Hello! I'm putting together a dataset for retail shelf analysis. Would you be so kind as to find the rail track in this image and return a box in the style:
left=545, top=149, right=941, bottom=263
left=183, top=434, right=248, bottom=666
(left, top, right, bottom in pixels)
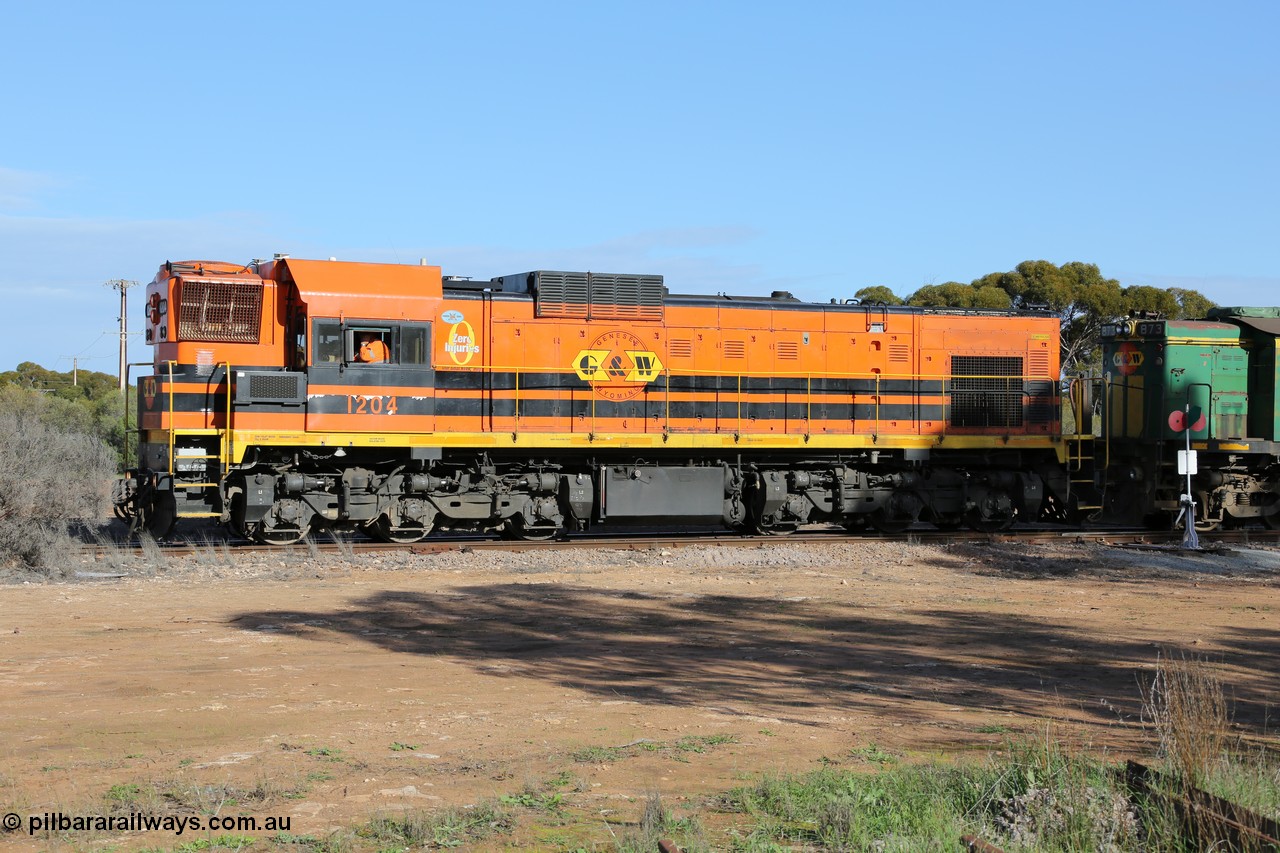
left=82, top=524, right=1280, bottom=559
left=961, top=761, right=1280, bottom=853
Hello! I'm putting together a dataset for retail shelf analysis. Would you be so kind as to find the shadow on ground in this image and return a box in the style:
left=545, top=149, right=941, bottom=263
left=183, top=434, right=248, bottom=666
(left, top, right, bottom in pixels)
left=233, top=582, right=1277, bottom=733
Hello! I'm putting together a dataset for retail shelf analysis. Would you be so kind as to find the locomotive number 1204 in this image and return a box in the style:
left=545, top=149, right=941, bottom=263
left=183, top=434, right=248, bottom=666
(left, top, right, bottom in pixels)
left=347, top=395, right=399, bottom=415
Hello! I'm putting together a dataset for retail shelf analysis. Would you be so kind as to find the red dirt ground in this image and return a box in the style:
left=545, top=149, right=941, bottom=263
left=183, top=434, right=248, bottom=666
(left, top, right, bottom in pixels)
left=0, top=538, right=1277, bottom=850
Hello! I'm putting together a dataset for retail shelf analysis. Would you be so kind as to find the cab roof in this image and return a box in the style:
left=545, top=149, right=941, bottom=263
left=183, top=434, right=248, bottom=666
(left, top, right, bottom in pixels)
left=272, top=258, right=442, bottom=319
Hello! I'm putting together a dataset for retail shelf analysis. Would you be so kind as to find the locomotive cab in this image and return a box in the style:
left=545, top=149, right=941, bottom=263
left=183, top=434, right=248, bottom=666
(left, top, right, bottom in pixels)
left=120, top=257, right=448, bottom=539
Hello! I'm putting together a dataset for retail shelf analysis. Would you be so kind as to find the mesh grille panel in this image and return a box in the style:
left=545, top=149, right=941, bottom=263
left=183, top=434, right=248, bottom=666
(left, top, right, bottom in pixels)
left=950, top=355, right=1023, bottom=428
left=249, top=373, right=301, bottom=400
left=178, top=279, right=262, bottom=343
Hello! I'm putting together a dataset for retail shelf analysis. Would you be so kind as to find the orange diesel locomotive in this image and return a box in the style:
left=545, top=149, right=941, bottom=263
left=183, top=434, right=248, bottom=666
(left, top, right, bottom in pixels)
left=117, top=257, right=1072, bottom=542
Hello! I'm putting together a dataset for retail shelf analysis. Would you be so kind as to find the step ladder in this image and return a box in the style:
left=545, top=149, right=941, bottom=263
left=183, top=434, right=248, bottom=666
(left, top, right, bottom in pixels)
left=166, top=360, right=232, bottom=520
left=1065, top=434, right=1104, bottom=512
left=1064, top=376, right=1105, bottom=512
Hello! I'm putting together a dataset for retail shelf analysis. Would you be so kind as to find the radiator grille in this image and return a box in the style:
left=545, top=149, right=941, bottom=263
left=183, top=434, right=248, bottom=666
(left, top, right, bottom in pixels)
left=178, top=279, right=262, bottom=343
left=534, top=271, right=589, bottom=319
left=534, top=271, right=663, bottom=321
left=587, top=273, right=664, bottom=321
left=249, top=373, right=301, bottom=400
left=950, top=355, right=1024, bottom=428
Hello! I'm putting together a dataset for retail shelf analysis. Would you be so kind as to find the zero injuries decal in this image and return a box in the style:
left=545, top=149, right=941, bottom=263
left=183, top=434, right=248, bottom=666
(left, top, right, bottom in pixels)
left=442, top=311, right=480, bottom=366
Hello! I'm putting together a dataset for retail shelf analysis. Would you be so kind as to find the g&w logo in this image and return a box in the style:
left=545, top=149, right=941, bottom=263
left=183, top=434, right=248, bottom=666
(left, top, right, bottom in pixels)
left=572, top=330, right=665, bottom=401
left=1113, top=342, right=1144, bottom=375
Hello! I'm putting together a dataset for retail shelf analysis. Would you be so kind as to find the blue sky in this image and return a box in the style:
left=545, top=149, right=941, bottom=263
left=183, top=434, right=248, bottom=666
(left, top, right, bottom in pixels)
left=1, top=1, right=1276, bottom=374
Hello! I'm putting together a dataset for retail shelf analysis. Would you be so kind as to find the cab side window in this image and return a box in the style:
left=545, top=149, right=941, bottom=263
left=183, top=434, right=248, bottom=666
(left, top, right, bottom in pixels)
left=313, top=322, right=427, bottom=366
left=400, top=325, right=429, bottom=365
left=348, top=327, right=394, bottom=364
left=314, top=320, right=342, bottom=363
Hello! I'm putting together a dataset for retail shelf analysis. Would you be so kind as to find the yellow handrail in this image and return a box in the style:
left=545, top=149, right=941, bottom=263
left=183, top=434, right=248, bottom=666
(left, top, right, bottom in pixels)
left=166, top=360, right=177, bottom=476
left=1102, top=374, right=1112, bottom=473
left=805, top=373, right=812, bottom=438
left=664, top=368, right=671, bottom=433
left=222, top=362, right=232, bottom=475
left=737, top=374, right=742, bottom=435
left=874, top=373, right=881, bottom=437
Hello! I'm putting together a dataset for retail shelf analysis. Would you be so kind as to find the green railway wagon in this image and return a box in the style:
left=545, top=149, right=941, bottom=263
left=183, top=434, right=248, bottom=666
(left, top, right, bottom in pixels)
left=1101, top=308, right=1280, bottom=530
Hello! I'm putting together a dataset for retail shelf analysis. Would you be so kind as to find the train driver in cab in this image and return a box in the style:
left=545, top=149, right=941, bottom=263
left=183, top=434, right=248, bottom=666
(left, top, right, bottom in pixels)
left=357, top=331, right=390, bottom=363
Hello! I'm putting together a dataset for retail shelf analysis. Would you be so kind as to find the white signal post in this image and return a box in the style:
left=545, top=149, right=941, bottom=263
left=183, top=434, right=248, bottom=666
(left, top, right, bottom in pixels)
left=1173, top=402, right=1200, bottom=549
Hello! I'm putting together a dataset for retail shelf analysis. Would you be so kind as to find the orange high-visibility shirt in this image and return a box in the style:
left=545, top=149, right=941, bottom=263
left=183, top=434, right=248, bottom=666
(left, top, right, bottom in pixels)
left=358, top=339, right=390, bottom=363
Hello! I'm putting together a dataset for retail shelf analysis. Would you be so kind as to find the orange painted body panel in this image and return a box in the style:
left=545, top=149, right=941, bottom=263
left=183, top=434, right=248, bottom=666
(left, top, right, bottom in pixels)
left=427, top=290, right=1059, bottom=439
left=138, top=258, right=1061, bottom=452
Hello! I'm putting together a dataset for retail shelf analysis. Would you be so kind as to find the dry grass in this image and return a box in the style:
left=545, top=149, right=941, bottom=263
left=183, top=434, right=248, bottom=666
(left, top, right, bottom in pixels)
left=1141, top=651, right=1230, bottom=786
left=0, top=392, right=117, bottom=572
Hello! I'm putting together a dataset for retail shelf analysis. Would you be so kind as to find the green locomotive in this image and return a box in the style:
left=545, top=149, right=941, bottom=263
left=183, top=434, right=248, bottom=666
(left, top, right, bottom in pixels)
left=1101, top=307, right=1280, bottom=529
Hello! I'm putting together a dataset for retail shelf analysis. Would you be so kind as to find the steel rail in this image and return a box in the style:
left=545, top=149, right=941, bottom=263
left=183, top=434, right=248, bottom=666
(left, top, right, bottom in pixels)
left=1124, top=760, right=1280, bottom=851
left=78, top=525, right=1279, bottom=559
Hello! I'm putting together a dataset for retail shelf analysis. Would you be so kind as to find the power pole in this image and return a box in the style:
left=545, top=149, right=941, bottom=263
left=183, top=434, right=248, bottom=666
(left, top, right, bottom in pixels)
left=105, top=279, right=138, bottom=393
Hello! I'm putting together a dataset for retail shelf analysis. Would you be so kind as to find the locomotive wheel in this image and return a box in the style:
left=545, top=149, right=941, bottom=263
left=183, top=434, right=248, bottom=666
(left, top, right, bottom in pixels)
left=143, top=490, right=177, bottom=540
left=111, top=478, right=137, bottom=523
left=966, top=490, right=1016, bottom=533
left=1262, top=508, right=1280, bottom=530
left=965, top=507, right=1015, bottom=533
left=227, top=488, right=251, bottom=540
left=841, top=515, right=869, bottom=534
left=368, top=515, right=429, bottom=544
left=505, top=517, right=560, bottom=541
left=930, top=513, right=965, bottom=531
left=754, top=519, right=796, bottom=535
left=870, top=490, right=924, bottom=535
left=251, top=524, right=310, bottom=546
left=868, top=509, right=913, bottom=534
left=250, top=517, right=310, bottom=545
